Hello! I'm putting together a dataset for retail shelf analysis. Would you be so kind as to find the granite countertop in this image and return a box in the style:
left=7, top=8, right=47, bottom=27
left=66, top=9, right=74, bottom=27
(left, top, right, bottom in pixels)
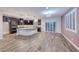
left=17, top=25, right=37, bottom=30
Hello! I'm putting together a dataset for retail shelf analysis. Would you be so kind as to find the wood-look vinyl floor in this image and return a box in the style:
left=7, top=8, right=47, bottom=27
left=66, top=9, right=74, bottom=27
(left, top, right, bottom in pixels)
left=0, top=32, right=78, bottom=52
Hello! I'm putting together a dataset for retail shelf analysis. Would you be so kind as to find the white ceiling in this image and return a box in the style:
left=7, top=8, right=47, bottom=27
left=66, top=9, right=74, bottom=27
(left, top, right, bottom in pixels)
left=0, top=7, right=70, bottom=18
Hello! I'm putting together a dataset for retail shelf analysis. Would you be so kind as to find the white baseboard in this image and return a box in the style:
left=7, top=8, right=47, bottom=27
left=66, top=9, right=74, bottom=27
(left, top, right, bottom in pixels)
left=62, top=33, right=79, bottom=51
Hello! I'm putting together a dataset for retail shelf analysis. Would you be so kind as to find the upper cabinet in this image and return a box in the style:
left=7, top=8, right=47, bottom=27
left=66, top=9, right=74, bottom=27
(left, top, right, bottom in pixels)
left=38, top=19, right=41, bottom=25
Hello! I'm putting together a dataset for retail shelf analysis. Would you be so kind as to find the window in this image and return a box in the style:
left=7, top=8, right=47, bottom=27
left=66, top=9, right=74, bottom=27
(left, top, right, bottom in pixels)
left=45, top=22, right=56, bottom=32
left=65, top=8, right=77, bottom=33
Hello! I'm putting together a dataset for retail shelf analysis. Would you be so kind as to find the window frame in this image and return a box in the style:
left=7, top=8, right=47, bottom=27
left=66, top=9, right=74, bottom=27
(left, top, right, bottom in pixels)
left=65, top=8, right=77, bottom=33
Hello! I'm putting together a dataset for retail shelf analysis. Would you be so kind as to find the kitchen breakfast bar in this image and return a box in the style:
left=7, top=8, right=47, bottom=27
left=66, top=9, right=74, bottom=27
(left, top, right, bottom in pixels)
left=17, top=25, right=37, bottom=36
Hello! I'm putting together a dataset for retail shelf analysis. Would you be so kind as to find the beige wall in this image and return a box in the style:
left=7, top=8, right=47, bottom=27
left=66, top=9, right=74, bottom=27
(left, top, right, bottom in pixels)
left=0, top=14, right=3, bottom=39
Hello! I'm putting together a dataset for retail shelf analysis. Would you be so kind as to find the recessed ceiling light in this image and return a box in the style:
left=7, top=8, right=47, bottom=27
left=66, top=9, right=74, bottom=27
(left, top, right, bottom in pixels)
left=41, top=9, right=58, bottom=17
left=42, top=10, right=57, bottom=15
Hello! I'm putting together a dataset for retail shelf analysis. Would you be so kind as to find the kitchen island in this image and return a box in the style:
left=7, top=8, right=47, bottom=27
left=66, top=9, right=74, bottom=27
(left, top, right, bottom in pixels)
left=17, top=25, right=37, bottom=36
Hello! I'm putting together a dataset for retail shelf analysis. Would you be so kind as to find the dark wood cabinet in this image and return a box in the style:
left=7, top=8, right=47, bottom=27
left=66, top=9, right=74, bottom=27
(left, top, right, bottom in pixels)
left=23, top=20, right=33, bottom=25
left=3, top=16, right=18, bottom=34
left=37, top=27, right=41, bottom=32
left=3, top=16, right=8, bottom=22
left=38, top=19, right=41, bottom=25
left=3, top=16, right=34, bottom=34
left=37, top=19, right=41, bottom=32
left=3, top=16, right=33, bottom=34
left=9, top=18, right=17, bottom=33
